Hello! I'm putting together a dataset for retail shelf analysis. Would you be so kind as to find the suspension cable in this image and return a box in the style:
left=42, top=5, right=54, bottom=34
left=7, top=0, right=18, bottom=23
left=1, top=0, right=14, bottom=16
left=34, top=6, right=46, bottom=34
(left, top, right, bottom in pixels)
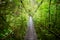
left=20, top=0, right=44, bottom=14
left=20, top=0, right=29, bottom=13
left=34, top=0, right=44, bottom=13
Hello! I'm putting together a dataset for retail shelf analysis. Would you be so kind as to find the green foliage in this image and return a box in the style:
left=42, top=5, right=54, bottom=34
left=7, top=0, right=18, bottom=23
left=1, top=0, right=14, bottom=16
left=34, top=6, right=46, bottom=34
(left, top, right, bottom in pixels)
left=33, top=0, right=60, bottom=40
left=0, top=0, right=28, bottom=40
left=0, top=0, right=60, bottom=40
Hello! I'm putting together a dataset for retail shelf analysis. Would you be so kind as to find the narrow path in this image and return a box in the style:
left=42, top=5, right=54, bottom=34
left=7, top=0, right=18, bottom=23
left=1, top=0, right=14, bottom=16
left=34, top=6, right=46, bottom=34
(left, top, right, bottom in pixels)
left=24, top=16, right=37, bottom=40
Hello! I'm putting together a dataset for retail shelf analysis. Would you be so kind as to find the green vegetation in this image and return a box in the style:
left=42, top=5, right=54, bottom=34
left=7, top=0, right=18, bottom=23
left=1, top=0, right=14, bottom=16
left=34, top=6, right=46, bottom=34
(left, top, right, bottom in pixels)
left=0, top=0, right=60, bottom=40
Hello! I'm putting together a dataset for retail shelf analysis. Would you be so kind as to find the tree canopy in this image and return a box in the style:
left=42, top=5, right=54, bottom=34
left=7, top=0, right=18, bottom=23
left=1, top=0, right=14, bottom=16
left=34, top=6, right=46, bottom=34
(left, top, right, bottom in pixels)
left=0, top=0, right=60, bottom=40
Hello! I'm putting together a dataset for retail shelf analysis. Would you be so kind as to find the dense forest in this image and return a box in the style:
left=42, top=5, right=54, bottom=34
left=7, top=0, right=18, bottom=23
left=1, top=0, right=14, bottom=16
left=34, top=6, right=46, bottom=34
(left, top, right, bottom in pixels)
left=0, top=0, right=60, bottom=40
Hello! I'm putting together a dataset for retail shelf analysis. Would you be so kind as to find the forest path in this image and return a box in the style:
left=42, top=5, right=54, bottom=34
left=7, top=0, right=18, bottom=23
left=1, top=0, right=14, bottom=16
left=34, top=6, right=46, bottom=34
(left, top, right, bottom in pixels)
left=24, top=16, right=37, bottom=40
